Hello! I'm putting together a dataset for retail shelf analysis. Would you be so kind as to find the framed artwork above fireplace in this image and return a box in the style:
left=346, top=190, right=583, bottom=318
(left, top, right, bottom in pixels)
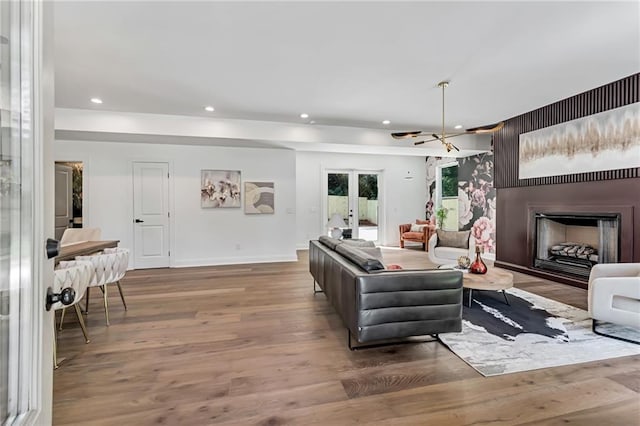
left=518, top=102, right=640, bottom=179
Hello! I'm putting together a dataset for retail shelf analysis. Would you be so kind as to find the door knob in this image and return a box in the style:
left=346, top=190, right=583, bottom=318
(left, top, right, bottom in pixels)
left=135, top=219, right=144, bottom=223
left=46, top=238, right=60, bottom=259
left=45, top=287, right=75, bottom=311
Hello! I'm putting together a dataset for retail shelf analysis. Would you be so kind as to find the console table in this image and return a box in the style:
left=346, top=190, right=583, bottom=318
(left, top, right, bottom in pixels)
left=55, top=240, right=119, bottom=265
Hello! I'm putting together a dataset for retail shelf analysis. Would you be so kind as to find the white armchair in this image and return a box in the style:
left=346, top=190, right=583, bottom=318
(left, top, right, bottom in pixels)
left=75, top=247, right=130, bottom=326
left=428, top=230, right=476, bottom=266
left=588, top=263, right=640, bottom=344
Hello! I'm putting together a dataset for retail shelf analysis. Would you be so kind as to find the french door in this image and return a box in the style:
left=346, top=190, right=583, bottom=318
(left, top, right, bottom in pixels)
left=1, top=1, right=53, bottom=425
left=324, top=169, right=382, bottom=242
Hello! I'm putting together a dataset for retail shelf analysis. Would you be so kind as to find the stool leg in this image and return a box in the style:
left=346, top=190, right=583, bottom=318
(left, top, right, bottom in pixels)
left=468, top=289, right=473, bottom=308
left=103, top=285, right=110, bottom=326
left=74, top=304, right=90, bottom=343
left=84, top=287, right=91, bottom=314
left=53, top=319, right=59, bottom=370
left=58, top=308, right=66, bottom=331
left=116, top=281, right=127, bottom=311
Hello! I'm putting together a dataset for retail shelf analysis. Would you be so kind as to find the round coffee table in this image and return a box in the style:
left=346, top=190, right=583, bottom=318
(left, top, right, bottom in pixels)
left=462, top=267, right=514, bottom=308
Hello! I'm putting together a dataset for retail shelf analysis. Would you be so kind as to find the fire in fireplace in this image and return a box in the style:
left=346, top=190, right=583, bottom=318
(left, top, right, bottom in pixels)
left=533, top=213, right=620, bottom=279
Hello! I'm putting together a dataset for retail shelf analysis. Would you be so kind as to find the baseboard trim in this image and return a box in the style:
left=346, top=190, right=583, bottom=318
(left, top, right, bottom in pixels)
left=172, top=254, right=299, bottom=268
left=494, top=260, right=587, bottom=289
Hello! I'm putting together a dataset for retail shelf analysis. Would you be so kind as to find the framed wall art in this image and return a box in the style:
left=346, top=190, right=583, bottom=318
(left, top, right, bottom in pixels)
left=244, top=181, right=274, bottom=214
left=518, top=102, right=640, bottom=179
left=201, top=170, right=241, bottom=208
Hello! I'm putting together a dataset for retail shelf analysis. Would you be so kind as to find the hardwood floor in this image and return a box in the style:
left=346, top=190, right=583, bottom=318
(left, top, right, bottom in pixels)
left=53, top=248, right=640, bottom=425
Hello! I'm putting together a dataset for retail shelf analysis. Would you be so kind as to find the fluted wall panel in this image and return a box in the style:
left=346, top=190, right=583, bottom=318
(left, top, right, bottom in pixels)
left=494, top=73, right=639, bottom=188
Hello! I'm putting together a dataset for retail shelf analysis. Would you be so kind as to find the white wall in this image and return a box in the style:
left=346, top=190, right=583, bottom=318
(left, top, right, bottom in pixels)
left=55, top=140, right=297, bottom=267
left=295, top=152, right=427, bottom=248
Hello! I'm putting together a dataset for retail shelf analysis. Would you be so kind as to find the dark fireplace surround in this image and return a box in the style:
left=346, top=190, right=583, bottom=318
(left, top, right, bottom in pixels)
left=520, top=204, right=634, bottom=288
left=493, top=74, right=639, bottom=289
left=533, top=212, right=620, bottom=280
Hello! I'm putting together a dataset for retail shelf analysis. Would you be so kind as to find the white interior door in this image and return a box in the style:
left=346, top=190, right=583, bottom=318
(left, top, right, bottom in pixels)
left=54, top=164, right=72, bottom=240
left=1, top=1, right=54, bottom=424
left=133, top=162, right=170, bottom=268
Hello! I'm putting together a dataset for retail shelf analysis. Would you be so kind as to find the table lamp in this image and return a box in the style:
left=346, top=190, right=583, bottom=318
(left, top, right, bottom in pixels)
left=327, top=213, right=347, bottom=239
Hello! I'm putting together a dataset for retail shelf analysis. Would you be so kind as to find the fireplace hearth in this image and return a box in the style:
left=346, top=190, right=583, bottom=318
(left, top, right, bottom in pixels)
left=533, top=213, right=620, bottom=279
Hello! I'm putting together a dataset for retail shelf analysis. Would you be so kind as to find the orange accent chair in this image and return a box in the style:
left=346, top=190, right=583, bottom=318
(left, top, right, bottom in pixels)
left=399, top=220, right=436, bottom=251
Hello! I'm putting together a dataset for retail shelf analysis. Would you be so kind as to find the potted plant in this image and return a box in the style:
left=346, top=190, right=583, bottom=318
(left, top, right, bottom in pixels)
left=435, top=207, right=448, bottom=229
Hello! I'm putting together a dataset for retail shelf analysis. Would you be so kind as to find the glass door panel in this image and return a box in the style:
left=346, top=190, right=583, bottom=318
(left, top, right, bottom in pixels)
left=357, top=173, right=378, bottom=241
left=326, top=173, right=350, bottom=237
left=325, top=170, right=382, bottom=242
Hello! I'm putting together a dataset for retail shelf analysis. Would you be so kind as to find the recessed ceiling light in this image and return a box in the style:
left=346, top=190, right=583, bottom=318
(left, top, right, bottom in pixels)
left=382, top=120, right=391, bottom=125
left=90, top=97, right=103, bottom=104
left=454, top=124, right=463, bottom=129
left=300, top=113, right=309, bottom=119
left=204, top=106, right=215, bottom=112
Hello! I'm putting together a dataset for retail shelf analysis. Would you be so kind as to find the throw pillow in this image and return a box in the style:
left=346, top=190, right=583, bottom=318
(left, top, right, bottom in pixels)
left=358, top=247, right=384, bottom=262
left=410, top=224, right=427, bottom=232
left=318, top=235, right=343, bottom=250
left=342, top=239, right=376, bottom=248
left=335, top=244, right=385, bottom=272
left=436, top=230, right=471, bottom=249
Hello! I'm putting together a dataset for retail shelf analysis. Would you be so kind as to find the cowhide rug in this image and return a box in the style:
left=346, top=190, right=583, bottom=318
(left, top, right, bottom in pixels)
left=438, top=287, right=640, bottom=376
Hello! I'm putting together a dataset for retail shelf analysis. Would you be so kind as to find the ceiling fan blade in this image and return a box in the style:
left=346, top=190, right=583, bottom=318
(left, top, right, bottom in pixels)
left=466, top=121, right=505, bottom=134
left=391, top=131, right=423, bottom=139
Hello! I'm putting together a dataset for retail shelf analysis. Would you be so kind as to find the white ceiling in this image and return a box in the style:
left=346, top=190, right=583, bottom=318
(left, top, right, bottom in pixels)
left=54, top=1, right=640, bottom=153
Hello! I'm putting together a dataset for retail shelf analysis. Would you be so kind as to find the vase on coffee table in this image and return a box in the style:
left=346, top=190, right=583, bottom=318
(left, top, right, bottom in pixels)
left=469, top=246, right=487, bottom=274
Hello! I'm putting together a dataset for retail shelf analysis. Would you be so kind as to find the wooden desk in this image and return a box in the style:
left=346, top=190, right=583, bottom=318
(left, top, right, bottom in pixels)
left=55, top=240, right=119, bottom=264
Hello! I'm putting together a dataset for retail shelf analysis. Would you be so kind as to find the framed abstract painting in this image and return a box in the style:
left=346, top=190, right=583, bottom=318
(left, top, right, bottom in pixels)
left=244, top=181, right=274, bottom=214
left=201, top=170, right=241, bottom=208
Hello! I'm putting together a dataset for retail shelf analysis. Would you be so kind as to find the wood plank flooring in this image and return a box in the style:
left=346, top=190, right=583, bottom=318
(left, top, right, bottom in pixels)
left=53, top=248, right=640, bottom=425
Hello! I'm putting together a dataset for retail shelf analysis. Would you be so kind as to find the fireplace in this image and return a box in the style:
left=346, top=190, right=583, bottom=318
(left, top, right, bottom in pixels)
left=533, top=213, right=620, bottom=279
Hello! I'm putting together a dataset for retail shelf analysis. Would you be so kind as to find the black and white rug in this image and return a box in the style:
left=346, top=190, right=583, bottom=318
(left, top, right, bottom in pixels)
left=439, top=288, right=640, bottom=376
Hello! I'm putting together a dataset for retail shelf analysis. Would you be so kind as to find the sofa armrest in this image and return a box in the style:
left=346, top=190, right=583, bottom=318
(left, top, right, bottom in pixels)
left=590, top=276, right=640, bottom=325
left=588, top=263, right=640, bottom=315
left=422, top=225, right=435, bottom=242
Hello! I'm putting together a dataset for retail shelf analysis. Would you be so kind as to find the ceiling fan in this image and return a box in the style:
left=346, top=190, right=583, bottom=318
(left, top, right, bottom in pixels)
left=392, top=81, right=504, bottom=152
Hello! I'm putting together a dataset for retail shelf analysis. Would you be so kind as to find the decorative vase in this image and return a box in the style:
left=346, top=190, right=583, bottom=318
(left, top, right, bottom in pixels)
left=469, top=246, right=487, bottom=274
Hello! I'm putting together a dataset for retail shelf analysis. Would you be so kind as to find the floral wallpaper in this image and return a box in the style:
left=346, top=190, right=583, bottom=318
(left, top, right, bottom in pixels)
left=425, top=153, right=496, bottom=254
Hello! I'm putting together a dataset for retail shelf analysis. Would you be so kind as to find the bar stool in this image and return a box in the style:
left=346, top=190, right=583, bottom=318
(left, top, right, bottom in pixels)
left=53, top=261, right=92, bottom=368
left=76, top=247, right=130, bottom=326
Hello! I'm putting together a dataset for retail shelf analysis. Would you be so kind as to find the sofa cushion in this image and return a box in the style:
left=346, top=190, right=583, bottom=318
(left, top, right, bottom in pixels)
left=319, top=235, right=343, bottom=250
left=436, top=230, right=470, bottom=249
left=335, top=244, right=385, bottom=272
left=342, top=239, right=376, bottom=248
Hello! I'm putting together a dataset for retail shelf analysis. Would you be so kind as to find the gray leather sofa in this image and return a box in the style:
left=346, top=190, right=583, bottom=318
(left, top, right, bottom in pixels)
left=309, top=236, right=463, bottom=348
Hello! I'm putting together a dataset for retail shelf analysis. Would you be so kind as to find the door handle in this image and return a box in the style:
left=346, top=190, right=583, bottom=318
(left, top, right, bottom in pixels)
left=46, top=238, right=60, bottom=259
left=135, top=219, right=144, bottom=223
left=45, top=287, right=75, bottom=311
